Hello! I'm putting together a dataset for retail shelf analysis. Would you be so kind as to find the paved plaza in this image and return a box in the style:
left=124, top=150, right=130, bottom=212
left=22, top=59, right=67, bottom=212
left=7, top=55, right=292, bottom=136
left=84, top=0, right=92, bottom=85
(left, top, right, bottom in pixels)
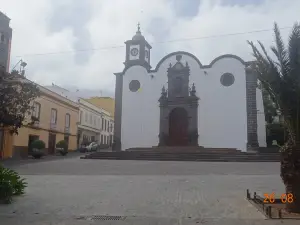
left=0, top=155, right=299, bottom=224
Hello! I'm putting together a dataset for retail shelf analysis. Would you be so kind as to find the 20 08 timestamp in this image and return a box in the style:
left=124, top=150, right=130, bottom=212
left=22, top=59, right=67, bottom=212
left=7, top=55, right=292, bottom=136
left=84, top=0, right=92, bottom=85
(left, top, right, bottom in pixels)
left=264, top=193, right=294, bottom=203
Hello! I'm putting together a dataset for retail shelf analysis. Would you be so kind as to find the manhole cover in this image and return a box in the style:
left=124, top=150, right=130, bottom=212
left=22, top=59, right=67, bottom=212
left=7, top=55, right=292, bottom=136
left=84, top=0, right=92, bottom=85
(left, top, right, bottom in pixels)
left=77, top=215, right=127, bottom=221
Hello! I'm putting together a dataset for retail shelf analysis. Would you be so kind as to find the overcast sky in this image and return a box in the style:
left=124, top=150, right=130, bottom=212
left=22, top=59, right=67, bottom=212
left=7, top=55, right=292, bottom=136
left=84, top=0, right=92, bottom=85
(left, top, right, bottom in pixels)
left=1, top=0, right=299, bottom=97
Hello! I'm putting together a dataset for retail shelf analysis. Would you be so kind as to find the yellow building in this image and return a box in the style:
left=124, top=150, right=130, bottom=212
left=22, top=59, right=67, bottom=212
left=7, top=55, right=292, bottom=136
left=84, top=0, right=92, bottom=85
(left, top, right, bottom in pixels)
left=85, top=97, right=115, bottom=145
left=86, top=97, right=115, bottom=117
left=0, top=85, right=79, bottom=159
left=0, top=128, right=14, bottom=159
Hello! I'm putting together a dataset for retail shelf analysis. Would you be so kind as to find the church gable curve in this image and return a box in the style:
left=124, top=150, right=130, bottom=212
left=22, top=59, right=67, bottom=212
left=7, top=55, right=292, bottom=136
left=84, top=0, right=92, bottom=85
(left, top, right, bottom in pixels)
left=150, top=51, right=248, bottom=73
left=151, top=51, right=203, bottom=73
left=205, top=54, right=247, bottom=68
left=116, top=51, right=249, bottom=76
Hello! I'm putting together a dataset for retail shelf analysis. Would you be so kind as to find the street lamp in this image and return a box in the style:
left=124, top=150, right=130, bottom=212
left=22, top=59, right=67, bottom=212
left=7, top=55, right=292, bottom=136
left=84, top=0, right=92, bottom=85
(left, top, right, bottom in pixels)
left=109, top=123, right=113, bottom=146
left=11, top=59, right=27, bottom=76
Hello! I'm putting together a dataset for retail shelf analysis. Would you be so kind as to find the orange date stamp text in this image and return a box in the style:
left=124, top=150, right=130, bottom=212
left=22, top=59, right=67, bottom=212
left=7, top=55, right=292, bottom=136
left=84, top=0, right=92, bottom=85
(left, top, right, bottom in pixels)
left=263, top=193, right=294, bottom=203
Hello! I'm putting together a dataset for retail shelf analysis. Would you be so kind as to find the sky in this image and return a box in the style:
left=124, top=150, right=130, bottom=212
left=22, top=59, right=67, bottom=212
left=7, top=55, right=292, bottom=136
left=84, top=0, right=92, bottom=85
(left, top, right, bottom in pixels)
left=1, top=0, right=299, bottom=97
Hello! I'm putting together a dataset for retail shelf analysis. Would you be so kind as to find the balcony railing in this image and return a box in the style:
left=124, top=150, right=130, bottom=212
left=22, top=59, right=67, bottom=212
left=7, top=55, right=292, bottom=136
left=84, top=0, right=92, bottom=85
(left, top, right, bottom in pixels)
left=50, top=122, right=57, bottom=130
left=32, top=121, right=40, bottom=127
left=64, top=127, right=70, bottom=134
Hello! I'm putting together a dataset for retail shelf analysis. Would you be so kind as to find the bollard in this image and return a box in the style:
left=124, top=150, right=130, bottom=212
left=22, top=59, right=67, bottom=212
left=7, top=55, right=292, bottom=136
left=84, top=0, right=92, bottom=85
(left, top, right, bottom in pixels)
left=266, top=206, right=272, bottom=218
left=278, top=209, right=282, bottom=219
left=246, top=189, right=250, bottom=199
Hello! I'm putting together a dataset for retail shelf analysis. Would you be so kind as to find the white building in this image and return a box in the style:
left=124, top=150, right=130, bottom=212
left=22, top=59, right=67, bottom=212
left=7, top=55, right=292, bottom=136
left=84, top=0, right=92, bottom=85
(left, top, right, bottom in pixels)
left=113, top=26, right=266, bottom=152
left=77, top=98, right=102, bottom=145
left=99, top=108, right=114, bottom=145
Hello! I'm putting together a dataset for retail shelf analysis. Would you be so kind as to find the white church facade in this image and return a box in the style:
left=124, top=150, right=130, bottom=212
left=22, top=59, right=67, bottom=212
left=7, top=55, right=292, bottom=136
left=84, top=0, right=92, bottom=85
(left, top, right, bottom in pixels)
left=113, top=26, right=266, bottom=152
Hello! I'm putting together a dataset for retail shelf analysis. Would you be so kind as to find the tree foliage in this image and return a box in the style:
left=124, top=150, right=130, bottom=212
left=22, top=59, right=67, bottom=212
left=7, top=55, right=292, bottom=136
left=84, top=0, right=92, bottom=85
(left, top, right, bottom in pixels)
left=249, top=22, right=300, bottom=213
left=248, top=22, right=300, bottom=146
left=0, top=67, right=40, bottom=134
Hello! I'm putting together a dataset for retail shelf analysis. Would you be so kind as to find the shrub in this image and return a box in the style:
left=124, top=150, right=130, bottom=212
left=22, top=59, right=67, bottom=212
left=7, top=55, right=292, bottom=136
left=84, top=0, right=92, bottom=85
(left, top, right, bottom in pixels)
left=56, top=140, right=68, bottom=150
left=0, top=165, right=27, bottom=204
left=30, top=139, right=45, bottom=150
left=266, top=123, right=285, bottom=147
left=56, top=140, right=68, bottom=156
left=30, top=140, right=45, bottom=159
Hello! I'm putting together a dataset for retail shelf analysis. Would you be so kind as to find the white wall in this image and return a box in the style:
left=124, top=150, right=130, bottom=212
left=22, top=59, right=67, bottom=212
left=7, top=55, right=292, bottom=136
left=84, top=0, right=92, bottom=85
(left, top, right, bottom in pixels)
left=100, top=113, right=114, bottom=145
left=193, top=58, right=248, bottom=151
left=121, top=66, right=159, bottom=150
left=121, top=53, right=251, bottom=151
left=256, top=87, right=267, bottom=147
left=80, top=108, right=101, bottom=131
left=78, top=99, right=102, bottom=132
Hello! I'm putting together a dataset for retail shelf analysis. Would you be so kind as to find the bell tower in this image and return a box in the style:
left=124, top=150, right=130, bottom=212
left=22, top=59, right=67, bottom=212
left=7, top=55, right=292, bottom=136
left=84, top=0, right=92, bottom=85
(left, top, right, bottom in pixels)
left=124, top=23, right=152, bottom=70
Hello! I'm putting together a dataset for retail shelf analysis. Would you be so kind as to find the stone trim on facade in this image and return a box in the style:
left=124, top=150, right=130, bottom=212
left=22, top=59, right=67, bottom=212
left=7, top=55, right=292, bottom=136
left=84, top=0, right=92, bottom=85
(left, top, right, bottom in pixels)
left=158, top=55, right=199, bottom=146
left=112, top=73, right=123, bottom=151
left=245, top=66, right=259, bottom=150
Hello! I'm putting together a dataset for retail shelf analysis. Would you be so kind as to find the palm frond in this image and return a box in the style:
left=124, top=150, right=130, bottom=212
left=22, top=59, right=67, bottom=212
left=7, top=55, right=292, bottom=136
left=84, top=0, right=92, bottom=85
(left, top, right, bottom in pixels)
left=288, top=22, right=300, bottom=86
left=273, top=23, right=290, bottom=77
left=271, top=46, right=283, bottom=72
left=248, top=40, right=282, bottom=96
left=258, top=41, right=274, bottom=64
left=248, top=39, right=293, bottom=123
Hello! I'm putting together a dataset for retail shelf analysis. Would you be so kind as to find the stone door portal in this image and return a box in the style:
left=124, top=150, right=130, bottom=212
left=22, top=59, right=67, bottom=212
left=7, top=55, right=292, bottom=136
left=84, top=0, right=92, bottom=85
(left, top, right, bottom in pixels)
left=169, top=108, right=188, bottom=146
left=158, top=54, right=199, bottom=147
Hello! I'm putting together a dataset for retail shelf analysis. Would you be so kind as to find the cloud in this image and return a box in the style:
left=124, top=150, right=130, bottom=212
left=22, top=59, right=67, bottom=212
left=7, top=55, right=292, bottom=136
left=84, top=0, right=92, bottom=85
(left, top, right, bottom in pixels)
left=1, top=0, right=299, bottom=95
left=48, top=0, right=93, bottom=64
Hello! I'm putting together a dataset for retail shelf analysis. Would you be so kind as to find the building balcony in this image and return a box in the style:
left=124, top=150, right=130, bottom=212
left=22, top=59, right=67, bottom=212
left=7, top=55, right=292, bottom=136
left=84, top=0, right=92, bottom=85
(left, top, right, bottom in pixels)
left=64, top=127, right=70, bottom=134
left=50, top=123, right=57, bottom=130
left=32, top=121, right=40, bottom=128
left=29, top=116, right=40, bottom=128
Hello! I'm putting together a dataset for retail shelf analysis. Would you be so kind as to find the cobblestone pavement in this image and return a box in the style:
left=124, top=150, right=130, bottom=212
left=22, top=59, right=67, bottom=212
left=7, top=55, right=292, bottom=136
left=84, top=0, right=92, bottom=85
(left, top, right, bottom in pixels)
left=1, top=157, right=299, bottom=225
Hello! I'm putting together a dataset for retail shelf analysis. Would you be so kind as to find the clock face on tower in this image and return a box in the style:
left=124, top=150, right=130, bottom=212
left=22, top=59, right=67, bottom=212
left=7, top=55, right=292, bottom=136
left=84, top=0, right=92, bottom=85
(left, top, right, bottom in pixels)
left=130, top=48, right=139, bottom=56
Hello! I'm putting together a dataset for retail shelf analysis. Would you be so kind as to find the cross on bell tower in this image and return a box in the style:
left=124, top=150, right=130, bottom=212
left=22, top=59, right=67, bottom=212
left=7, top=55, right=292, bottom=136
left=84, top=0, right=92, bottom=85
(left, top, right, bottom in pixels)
left=137, top=22, right=141, bottom=32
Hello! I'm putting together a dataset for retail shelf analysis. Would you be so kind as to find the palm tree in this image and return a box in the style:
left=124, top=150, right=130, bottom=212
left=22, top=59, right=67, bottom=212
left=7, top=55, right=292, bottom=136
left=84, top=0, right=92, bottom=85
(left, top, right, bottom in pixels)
left=248, top=22, right=300, bottom=213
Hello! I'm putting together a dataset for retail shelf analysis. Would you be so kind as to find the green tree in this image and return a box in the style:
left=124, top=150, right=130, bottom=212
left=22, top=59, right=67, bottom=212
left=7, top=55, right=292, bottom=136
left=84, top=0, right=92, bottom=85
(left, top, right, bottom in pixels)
left=248, top=22, right=300, bottom=212
left=0, top=67, right=40, bottom=134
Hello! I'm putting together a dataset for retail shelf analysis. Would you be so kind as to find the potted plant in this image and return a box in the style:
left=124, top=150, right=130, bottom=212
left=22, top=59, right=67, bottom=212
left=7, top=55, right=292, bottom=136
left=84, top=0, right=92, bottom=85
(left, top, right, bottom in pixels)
left=56, top=140, right=68, bottom=156
left=30, top=140, right=45, bottom=159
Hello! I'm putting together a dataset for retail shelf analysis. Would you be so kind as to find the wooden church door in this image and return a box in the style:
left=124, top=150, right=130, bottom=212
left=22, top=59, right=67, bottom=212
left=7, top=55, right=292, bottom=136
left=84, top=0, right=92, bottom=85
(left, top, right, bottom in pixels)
left=168, top=108, right=188, bottom=146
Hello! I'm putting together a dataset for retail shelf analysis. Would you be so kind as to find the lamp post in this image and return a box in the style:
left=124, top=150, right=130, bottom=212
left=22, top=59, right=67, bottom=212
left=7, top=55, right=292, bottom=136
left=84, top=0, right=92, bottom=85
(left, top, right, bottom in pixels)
left=11, top=59, right=27, bottom=76
left=109, top=123, right=113, bottom=146
left=99, top=113, right=104, bottom=144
